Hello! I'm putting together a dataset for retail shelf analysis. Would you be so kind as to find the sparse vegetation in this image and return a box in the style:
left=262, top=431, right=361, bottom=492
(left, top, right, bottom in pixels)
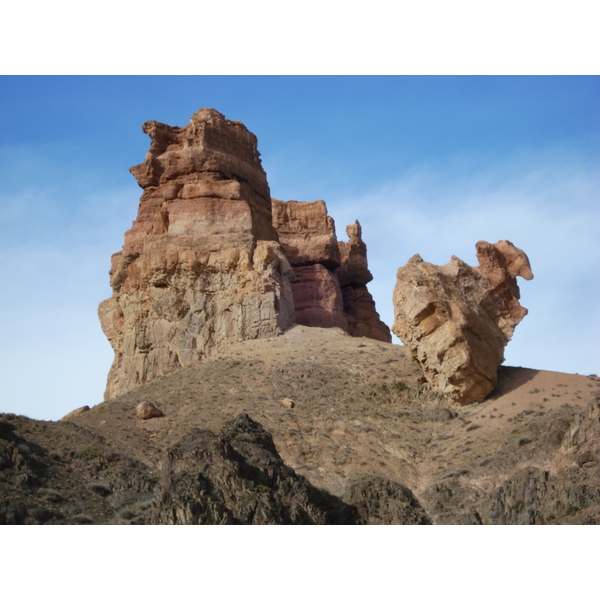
left=393, top=381, right=409, bottom=393
left=1, top=326, right=596, bottom=525
left=73, top=447, right=99, bottom=460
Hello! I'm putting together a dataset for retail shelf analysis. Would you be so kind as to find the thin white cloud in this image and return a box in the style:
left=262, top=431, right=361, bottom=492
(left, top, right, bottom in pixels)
left=327, top=148, right=600, bottom=375
left=0, top=152, right=139, bottom=419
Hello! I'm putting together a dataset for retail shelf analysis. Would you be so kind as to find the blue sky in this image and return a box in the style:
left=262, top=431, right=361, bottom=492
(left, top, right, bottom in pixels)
left=1, top=75, right=599, bottom=420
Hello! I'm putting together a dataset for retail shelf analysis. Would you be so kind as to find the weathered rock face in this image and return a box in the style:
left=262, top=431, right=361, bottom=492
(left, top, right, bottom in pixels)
left=337, top=222, right=392, bottom=343
left=392, top=240, right=533, bottom=404
left=272, top=199, right=346, bottom=329
left=271, top=199, right=340, bottom=269
left=99, top=108, right=295, bottom=399
left=272, top=200, right=391, bottom=342
left=341, top=475, right=432, bottom=525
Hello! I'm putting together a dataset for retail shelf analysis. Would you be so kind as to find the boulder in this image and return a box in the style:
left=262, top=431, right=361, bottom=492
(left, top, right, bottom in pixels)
left=392, top=240, right=533, bottom=404
left=99, top=109, right=295, bottom=399
left=136, top=401, right=163, bottom=420
left=60, top=406, right=90, bottom=422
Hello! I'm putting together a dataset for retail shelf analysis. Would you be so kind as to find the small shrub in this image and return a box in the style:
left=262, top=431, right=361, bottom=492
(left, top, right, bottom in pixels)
left=87, top=483, right=112, bottom=497
left=74, top=447, right=99, bottom=460
left=393, top=381, right=409, bottom=393
left=254, top=484, right=271, bottom=494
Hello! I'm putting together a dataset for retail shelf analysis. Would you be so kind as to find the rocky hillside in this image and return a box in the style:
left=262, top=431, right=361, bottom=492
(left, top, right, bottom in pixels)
left=2, top=326, right=599, bottom=525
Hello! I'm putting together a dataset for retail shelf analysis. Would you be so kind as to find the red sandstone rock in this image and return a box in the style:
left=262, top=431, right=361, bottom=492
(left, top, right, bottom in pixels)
left=392, top=240, right=533, bottom=404
left=272, top=199, right=340, bottom=268
left=272, top=200, right=391, bottom=343
left=336, top=221, right=373, bottom=288
left=341, top=286, right=393, bottom=343
left=336, top=221, right=392, bottom=343
left=99, top=109, right=295, bottom=399
left=290, top=264, right=348, bottom=330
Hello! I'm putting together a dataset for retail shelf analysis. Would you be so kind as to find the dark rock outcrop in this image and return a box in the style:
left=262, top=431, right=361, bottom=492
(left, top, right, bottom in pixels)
left=0, top=412, right=431, bottom=525
left=342, top=475, right=432, bottom=524
left=0, top=415, right=157, bottom=525
left=153, top=414, right=358, bottom=524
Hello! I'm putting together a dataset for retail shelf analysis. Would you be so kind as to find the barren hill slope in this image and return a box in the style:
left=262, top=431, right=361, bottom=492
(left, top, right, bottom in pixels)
left=2, top=326, right=599, bottom=524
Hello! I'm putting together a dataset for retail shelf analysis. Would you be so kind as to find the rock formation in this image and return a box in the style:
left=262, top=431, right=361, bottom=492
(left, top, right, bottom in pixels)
left=272, top=199, right=346, bottom=330
left=152, top=414, right=360, bottom=524
left=99, top=108, right=295, bottom=399
left=337, top=221, right=392, bottom=342
left=272, top=199, right=391, bottom=342
left=135, top=401, right=163, bottom=420
left=392, top=240, right=533, bottom=404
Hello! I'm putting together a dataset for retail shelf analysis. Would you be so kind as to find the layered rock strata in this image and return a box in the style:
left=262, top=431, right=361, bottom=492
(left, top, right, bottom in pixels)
left=392, top=240, right=533, bottom=404
left=272, top=199, right=391, bottom=342
left=337, top=221, right=392, bottom=342
left=99, top=108, right=295, bottom=399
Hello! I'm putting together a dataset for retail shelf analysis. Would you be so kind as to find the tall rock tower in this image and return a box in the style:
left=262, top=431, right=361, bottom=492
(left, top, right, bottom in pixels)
left=99, top=109, right=295, bottom=399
